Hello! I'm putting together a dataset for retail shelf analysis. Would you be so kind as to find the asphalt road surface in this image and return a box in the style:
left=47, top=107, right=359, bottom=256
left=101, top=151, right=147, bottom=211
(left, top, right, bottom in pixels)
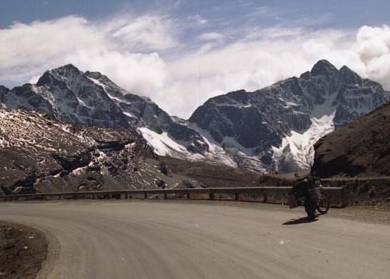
left=0, top=200, right=389, bottom=279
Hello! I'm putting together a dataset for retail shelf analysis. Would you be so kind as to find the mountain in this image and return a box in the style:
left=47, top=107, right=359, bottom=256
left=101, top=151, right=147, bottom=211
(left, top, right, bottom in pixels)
left=312, top=103, right=390, bottom=177
left=0, top=64, right=208, bottom=157
left=1, top=61, right=389, bottom=174
left=189, top=60, right=390, bottom=172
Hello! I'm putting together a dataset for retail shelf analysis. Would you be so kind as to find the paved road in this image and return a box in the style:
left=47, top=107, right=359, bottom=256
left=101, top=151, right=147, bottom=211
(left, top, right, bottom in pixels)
left=0, top=200, right=389, bottom=279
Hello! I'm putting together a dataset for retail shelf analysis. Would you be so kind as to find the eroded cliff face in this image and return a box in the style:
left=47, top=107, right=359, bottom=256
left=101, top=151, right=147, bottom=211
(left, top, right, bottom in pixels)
left=312, top=103, right=390, bottom=178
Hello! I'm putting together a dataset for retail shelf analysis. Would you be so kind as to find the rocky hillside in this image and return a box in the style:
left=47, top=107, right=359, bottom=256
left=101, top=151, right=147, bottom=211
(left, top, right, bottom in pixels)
left=0, top=108, right=183, bottom=194
left=190, top=60, right=390, bottom=172
left=312, top=103, right=390, bottom=177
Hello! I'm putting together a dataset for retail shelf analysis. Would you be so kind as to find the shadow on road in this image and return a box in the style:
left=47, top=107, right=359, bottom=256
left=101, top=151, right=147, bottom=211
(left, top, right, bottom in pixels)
left=283, top=216, right=318, bottom=225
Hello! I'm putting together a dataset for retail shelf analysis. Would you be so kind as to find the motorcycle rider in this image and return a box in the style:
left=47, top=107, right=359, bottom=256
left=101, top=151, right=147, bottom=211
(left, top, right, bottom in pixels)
left=290, top=174, right=322, bottom=220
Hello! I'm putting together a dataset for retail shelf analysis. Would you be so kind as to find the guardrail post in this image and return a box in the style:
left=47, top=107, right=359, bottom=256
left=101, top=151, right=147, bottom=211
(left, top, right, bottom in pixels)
left=144, top=193, right=147, bottom=200
left=186, top=193, right=191, bottom=199
left=164, top=193, right=167, bottom=200
left=209, top=192, right=215, bottom=200
left=235, top=193, right=239, bottom=201
left=124, top=192, right=129, bottom=199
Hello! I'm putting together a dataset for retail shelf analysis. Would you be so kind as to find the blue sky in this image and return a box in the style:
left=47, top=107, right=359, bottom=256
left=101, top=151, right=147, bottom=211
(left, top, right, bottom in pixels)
left=1, top=0, right=390, bottom=117
left=2, top=0, right=390, bottom=28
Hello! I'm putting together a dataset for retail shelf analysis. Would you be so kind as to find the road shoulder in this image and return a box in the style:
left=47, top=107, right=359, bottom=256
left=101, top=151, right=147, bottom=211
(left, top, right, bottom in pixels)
left=0, top=221, right=48, bottom=279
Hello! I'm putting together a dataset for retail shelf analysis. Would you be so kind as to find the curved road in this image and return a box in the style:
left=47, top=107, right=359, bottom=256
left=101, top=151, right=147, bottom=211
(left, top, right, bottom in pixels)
left=0, top=200, right=389, bottom=279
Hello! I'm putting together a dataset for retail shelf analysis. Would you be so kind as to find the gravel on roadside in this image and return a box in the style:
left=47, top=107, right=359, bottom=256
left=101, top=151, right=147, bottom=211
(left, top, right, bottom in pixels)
left=0, top=221, right=48, bottom=279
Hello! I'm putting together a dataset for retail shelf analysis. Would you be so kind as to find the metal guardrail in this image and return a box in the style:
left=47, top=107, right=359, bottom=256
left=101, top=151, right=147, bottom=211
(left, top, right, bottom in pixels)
left=321, top=177, right=390, bottom=182
left=0, top=186, right=347, bottom=207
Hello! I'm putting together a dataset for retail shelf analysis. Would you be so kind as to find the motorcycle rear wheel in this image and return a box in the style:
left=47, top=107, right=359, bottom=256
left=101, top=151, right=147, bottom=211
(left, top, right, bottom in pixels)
left=317, top=193, right=330, bottom=214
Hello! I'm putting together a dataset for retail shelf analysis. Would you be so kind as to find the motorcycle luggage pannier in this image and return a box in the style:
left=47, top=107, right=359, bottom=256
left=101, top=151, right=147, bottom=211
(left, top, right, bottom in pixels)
left=308, top=187, right=321, bottom=203
left=288, top=194, right=298, bottom=208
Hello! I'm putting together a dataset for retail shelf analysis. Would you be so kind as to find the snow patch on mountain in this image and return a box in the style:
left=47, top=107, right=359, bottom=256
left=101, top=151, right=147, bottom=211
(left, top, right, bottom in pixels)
left=272, top=112, right=336, bottom=170
left=187, top=124, right=238, bottom=167
left=86, top=76, right=108, bottom=91
left=138, top=127, right=190, bottom=156
left=123, top=111, right=136, bottom=119
left=140, top=122, right=238, bottom=167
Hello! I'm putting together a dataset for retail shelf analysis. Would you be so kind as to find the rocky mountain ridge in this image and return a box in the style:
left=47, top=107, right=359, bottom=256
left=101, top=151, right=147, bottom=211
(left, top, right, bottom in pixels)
left=1, top=60, right=389, bottom=173
left=189, top=60, right=390, bottom=171
left=0, top=65, right=208, bottom=154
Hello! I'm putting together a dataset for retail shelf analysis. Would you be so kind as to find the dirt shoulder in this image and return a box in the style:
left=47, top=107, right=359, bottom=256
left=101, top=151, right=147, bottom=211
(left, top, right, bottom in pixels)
left=0, top=221, right=48, bottom=279
left=327, top=205, right=390, bottom=225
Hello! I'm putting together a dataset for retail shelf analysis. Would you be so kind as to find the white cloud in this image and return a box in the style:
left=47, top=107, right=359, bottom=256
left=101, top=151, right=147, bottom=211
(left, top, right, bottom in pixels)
left=0, top=15, right=171, bottom=96
left=1, top=14, right=390, bottom=119
left=110, top=15, right=177, bottom=51
left=66, top=50, right=168, bottom=95
left=246, top=26, right=304, bottom=40
left=198, top=32, right=225, bottom=41
left=356, top=25, right=390, bottom=88
left=0, top=16, right=104, bottom=69
left=161, top=28, right=365, bottom=117
left=187, top=14, right=208, bottom=25
left=160, top=25, right=390, bottom=117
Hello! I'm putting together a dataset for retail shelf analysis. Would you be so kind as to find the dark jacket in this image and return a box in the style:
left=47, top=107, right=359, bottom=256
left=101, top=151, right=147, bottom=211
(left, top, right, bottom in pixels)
left=291, top=177, right=320, bottom=204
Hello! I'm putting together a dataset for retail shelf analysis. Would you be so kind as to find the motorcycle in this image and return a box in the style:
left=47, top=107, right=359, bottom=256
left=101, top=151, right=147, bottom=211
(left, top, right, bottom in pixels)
left=288, top=184, right=330, bottom=219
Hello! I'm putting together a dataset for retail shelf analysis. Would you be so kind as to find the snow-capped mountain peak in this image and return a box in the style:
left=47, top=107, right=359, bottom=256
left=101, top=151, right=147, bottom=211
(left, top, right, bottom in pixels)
left=0, top=64, right=210, bottom=158
left=189, top=60, right=390, bottom=172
